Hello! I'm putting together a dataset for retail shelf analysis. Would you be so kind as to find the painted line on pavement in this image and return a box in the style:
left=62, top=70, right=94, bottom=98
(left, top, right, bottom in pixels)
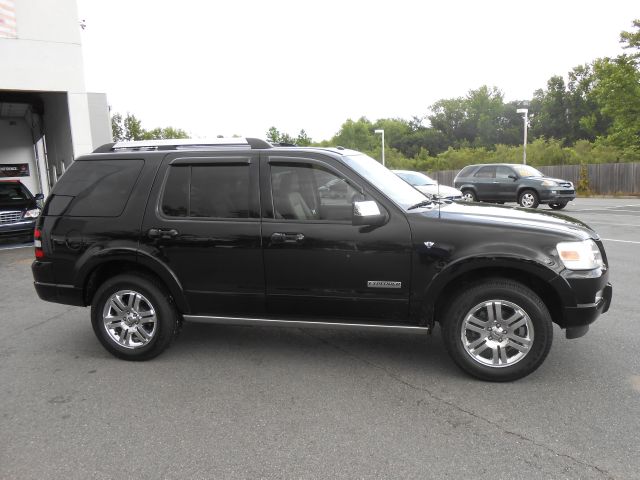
left=0, top=244, right=33, bottom=251
left=601, top=238, right=640, bottom=244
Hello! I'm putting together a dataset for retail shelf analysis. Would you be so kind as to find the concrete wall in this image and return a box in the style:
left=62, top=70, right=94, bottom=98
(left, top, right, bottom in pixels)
left=87, top=93, right=112, bottom=148
left=0, top=0, right=86, bottom=93
left=0, top=117, right=40, bottom=194
left=41, top=93, right=74, bottom=184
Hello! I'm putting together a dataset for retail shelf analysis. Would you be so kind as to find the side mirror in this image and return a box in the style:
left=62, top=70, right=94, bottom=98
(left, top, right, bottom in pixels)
left=35, top=193, right=45, bottom=200
left=353, top=200, right=386, bottom=226
left=508, top=175, right=518, bottom=181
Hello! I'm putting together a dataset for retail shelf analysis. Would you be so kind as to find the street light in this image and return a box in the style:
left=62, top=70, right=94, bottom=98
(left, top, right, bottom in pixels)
left=374, top=129, right=385, bottom=166
left=516, top=108, right=528, bottom=165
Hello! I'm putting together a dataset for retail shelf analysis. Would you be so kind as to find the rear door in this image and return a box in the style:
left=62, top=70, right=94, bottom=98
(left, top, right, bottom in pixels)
left=260, top=153, right=413, bottom=321
left=140, top=152, right=264, bottom=315
left=472, top=165, right=497, bottom=200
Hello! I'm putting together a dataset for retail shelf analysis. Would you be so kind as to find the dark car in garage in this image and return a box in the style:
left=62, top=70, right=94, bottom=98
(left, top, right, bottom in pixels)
left=454, top=163, right=575, bottom=209
left=0, top=180, right=42, bottom=242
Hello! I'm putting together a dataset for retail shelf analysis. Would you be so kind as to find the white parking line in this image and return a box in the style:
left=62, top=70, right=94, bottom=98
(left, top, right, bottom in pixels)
left=601, top=238, right=640, bottom=244
left=586, top=221, right=640, bottom=227
left=0, top=244, right=33, bottom=251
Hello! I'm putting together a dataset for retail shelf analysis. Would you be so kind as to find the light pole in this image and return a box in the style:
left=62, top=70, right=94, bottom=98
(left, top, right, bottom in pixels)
left=374, top=129, right=385, bottom=166
left=516, top=108, right=528, bottom=165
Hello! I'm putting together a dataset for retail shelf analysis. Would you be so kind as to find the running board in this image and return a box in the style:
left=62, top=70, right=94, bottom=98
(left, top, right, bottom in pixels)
left=183, top=315, right=431, bottom=334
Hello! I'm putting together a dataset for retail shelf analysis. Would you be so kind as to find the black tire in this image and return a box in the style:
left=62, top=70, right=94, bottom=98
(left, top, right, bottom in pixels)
left=441, top=278, right=553, bottom=382
left=548, top=202, right=567, bottom=210
left=461, top=189, right=477, bottom=202
left=518, top=189, right=539, bottom=208
left=91, top=273, right=180, bottom=361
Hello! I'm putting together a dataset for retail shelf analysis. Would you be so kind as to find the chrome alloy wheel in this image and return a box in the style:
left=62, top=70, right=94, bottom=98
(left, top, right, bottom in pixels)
left=102, top=290, right=157, bottom=349
left=520, top=193, right=536, bottom=208
left=462, top=191, right=475, bottom=202
left=461, top=300, right=534, bottom=368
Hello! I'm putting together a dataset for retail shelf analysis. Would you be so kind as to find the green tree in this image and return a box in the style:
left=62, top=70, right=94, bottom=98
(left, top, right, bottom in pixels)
left=111, top=112, right=188, bottom=141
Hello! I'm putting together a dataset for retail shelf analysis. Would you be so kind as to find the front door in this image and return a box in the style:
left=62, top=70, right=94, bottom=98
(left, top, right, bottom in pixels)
left=140, top=152, right=264, bottom=315
left=260, top=154, right=412, bottom=321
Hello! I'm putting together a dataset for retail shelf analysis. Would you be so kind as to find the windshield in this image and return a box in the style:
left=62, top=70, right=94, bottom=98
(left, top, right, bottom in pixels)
left=344, top=154, right=426, bottom=210
left=0, top=183, right=31, bottom=205
left=513, top=165, right=544, bottom=177
left=396, top=171, right=436, bottom=186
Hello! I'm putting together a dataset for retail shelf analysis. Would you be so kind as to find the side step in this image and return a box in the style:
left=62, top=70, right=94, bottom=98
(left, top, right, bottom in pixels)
left=183, top=315, right=431, bottom=334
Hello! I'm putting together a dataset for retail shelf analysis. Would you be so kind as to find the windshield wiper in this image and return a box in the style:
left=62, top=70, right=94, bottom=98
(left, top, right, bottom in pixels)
left=408, top=194, right=453, bottom=210
left=407, top=199, right=435, bottom=210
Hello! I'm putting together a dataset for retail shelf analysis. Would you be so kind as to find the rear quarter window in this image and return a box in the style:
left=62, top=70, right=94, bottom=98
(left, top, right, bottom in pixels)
left=49, top=159, right=144, bottom=217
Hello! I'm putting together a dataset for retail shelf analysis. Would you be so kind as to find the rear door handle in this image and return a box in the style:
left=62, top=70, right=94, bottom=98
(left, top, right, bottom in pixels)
left=270, top=232, right=305, bottom=244
left=148, top=228, right=179, bottom=239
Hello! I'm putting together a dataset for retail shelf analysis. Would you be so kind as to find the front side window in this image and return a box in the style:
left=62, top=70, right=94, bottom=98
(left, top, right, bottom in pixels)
left=161, top=164, right=251, bottom=219
left=495, top=166, right=514, bottom=179
left=271, top=163, right=360, bottom=222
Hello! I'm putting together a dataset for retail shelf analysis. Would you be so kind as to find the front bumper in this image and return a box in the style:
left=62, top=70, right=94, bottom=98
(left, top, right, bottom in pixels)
left=539, top=189, right=576, bottom=204
left=0, top=218, right=36, bottom=238
left=562, top=282, right=612, bottom=338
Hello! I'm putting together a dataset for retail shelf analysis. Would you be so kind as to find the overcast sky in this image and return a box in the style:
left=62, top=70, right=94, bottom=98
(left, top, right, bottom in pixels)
left=76, top=0, right=638, bottom=141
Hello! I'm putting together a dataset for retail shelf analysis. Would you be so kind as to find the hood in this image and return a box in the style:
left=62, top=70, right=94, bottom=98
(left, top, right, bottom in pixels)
left=423, top=201, right=596, bottom=241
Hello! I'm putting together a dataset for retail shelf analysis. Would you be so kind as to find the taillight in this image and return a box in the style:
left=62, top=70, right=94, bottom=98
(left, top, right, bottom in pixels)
left=34, top=228, right=44, bottom=259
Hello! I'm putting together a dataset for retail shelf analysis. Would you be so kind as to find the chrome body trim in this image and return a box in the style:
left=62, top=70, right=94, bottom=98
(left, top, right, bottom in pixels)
left=183, top=315, right=430, bottom=333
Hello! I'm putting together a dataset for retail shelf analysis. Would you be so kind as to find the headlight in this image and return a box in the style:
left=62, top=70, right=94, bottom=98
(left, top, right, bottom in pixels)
left=556, top=239, right=604, bottom=270
left=23, top=208, right=40, bottom=219
left=541, top=180, right=558, bottom=187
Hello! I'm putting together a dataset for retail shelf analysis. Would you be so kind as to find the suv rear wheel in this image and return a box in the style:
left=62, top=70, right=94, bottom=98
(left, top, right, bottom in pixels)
left=441, top=279, right=553, bottom=381
left=518, top=189, right=539, bottom=208
left=91, top=274, right=180, bottom=360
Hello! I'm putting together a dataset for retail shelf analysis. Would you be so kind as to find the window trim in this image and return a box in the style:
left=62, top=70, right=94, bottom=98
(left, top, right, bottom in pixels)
left=158, top=161, right=258, bottom=222
left=265, top=156, right=364, bottom=224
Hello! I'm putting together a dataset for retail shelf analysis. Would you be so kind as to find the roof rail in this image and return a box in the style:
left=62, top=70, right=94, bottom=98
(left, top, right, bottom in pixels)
left=93, top=137, right=272, bottom=153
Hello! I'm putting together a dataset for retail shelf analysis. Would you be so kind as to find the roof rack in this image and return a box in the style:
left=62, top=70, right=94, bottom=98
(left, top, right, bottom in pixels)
left=93, top=137, right=272, bottom=153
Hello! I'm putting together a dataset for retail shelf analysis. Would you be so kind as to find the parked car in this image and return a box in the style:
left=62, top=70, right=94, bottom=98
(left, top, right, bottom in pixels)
left=0, top=180, right=43, bottom=242
left=453, top=163, right=575, bottom=209
left=32, top=138, right=611, bottom=381
left=393, top=170, right=463, bottom=200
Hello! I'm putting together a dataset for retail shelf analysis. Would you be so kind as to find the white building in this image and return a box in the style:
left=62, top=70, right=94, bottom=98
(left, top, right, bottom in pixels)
left=0, top=0, right=111, bottom=196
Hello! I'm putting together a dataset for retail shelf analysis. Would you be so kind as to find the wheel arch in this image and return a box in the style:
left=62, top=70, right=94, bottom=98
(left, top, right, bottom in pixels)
left=423, top=261, right=565, bottom=330
left=77, top=249, right=190, bottom=313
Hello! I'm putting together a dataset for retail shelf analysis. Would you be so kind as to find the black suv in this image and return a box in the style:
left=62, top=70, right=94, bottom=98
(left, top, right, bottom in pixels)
left=32, top=139, right=612, bottom=381
left=454, top=163, right=575, bottom=209
left=0, top=180, right=43, bottom=242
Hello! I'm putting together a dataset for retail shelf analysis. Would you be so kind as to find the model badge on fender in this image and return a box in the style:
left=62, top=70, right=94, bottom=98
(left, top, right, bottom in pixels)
left=367, top=281, right=402, bottom=289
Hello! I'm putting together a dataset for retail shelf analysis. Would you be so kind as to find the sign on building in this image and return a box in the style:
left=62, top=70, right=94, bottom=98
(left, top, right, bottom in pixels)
left=0, top=0, right=17, bottom=39
left=0, top=163, right=30, bottom=177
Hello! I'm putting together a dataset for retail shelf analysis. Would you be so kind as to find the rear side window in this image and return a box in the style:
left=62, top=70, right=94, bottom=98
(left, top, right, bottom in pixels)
left=456, top=166, right=476, bottom=178
left=50, top=159, right=144, bottom=217
left=161, top=164, right=252, bottom=219
left=474, top=166, right=496, bottom=178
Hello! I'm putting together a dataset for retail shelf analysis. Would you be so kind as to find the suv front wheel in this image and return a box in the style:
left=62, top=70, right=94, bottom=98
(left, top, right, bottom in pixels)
left=518, top=189, right=539, bottom=208
left=441, top=279, right=553, bottom=381
left=91, top=274, right=180, bottom=360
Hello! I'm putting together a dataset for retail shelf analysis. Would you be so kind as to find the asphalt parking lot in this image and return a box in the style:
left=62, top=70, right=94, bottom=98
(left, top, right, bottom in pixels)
left=1, top=198, right=639, bottom=479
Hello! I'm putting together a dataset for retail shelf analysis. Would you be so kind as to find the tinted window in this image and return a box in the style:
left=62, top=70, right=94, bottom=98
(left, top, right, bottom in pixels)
left=52, top=159, right=144, bottom=217
left=161, top=164, right=251, bottom=219
left=495, top=166, right=514, bottom=179
left=0, top=182, right=30, bottom=204
left=161, top=166, right=189, bottom=217
left=457, top=166, right=476, bottom=178
left=474, top=166, right=495, bottom=178
left=271, top=163, right=360, bottom=222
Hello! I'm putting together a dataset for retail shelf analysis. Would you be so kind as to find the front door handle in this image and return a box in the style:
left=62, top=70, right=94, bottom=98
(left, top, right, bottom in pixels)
left=148, top=228, right=179, bottom=239
left=270, top=232, right=305, bottom=244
